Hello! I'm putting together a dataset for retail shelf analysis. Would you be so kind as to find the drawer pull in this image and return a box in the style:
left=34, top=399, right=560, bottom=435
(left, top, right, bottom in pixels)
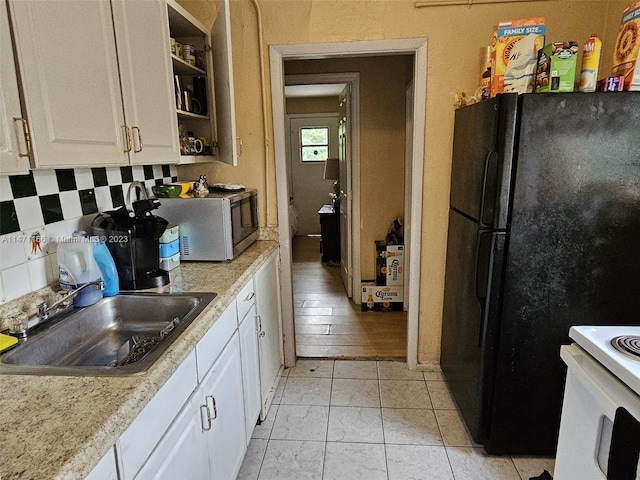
left=245, top=292, right=255, bottom=302
left=206, top=394, right=217, bottom=420
left=200, top=403, right=211, bottom=431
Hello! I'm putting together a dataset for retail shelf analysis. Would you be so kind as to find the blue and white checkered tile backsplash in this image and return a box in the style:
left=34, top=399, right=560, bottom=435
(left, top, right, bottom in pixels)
left=0, top=164, right=178, bottom=303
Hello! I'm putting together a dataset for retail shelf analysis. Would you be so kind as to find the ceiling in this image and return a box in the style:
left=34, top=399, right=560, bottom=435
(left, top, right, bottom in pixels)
left=284, top=83, right=347, bottom=98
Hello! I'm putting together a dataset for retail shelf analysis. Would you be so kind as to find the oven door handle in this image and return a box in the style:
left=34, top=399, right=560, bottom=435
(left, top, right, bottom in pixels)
left=608, top=407, right=640, bottom=480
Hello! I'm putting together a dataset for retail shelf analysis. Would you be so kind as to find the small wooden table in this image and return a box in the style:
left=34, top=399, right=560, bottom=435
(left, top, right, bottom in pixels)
left=318, top=204, right=340, bottom=263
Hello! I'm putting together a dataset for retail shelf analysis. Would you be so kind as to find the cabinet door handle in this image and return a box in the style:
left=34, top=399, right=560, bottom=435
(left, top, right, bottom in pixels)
left=245, top=292, right=255, bottom=302
left=12, top=117, right=31, bottom=158
left=200, top=403, right=212, bottom=431
left=206, top=395, right=217, bottom=419
left=256, top=315, right=264, bottom=337
left=257, top=315, right=262, bottom=331
left=122, top=125, right=132, bottom=153
left=132, top=126, right=143, bottom=153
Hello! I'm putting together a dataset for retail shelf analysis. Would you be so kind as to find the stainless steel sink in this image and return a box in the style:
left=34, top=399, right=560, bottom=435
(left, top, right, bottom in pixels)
left=0, top=292, right=216, bottom=376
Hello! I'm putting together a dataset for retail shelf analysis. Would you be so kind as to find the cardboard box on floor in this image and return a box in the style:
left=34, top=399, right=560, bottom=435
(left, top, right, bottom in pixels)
left=375, top=241, right=404, bottom=286
left=361, top=284, right=404, bottom=312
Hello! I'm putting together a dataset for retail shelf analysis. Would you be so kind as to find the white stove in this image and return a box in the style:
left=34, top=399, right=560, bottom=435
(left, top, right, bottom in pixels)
left=554, top=325, right=640, bottom=480
left=569, top=325, right=640, bottom=396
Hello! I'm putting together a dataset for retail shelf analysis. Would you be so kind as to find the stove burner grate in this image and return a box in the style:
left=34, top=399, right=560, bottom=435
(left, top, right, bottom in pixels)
left=611, top=336, right=640, bottom=360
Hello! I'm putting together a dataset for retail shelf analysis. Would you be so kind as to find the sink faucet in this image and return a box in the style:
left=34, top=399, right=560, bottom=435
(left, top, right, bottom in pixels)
left=10, top=280, right=105, bottom=339
left=38, top=281, right=105, bottom=320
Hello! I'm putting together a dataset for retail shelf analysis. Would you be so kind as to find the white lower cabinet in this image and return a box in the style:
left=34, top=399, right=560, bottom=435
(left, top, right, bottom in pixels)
left=239, top=304, right=261, bottom=445
left=196, top=299, right=238, bottom=382
left=124, top=331, right=247, bottom=480
left=118, top=351, right=198, bottom=480
left=86, top=448, right=118, bottom=480
left=200, top=332, right=247, bottom=480
left=255, top=250, right=284, bottom=419
left=133, top=394, right=210, bottom=480
left=105, top=252, right=284, bottom=480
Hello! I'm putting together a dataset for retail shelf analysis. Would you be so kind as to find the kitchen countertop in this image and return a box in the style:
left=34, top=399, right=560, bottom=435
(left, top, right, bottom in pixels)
left=0, top=240, right=279, bottom=480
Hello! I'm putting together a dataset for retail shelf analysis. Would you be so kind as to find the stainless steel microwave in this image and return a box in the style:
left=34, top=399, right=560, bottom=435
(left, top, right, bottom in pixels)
left=155, top=189, right=258, bottom=261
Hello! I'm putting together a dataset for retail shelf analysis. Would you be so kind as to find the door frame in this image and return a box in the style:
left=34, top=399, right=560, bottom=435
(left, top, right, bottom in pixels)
left=270, top=39, right=427, bottom=369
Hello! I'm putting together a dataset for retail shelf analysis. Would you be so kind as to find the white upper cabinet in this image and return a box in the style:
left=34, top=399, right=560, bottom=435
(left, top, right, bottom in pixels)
left=167, top=0, right=216, bottom=165
left=211, top=0, right=238, bottom=166
left=6, top=0, right=237, bottom=170
left=167, top=0, right=238, bottom=166
left=8, top=0, right=179, bottom=169
left=111, top=0, right=179, bottom=165
left=9, top=0, right=128, bottom=168
left=0, top=1, right=29, bottom=175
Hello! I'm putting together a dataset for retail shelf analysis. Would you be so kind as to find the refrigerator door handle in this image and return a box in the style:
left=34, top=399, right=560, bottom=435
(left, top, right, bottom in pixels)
left=476, top=230, right=503, bottom=347
left=479, top=150, right=499, bottom=228
left=478, top=232, right=506, bottom=346
left=475, top=230, right=493, bottom=304
left=475, top=230, right=496, bottom=346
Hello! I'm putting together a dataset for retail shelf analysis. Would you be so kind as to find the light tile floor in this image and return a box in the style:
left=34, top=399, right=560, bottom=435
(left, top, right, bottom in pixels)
left=237, top=359, right=555, bottom=480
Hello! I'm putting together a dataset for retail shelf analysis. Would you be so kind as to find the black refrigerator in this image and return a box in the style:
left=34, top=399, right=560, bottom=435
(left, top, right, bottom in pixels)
left=441, top=92, right=640, bottom=456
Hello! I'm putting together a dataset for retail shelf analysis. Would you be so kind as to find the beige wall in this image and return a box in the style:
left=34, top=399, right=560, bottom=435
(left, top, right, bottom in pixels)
left=286, top=96, right=338, bottom=114
left=177, top=0, right=629, bottom=365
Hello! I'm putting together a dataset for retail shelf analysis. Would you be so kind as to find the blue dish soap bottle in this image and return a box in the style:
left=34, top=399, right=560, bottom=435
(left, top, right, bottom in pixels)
left=58, top=232, right=103, bottom=307
left=92, top=236, right=119, bottom=297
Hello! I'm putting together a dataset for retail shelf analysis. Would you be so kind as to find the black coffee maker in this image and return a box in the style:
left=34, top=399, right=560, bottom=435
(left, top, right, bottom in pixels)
left=91, top=183, right=169, bottom=290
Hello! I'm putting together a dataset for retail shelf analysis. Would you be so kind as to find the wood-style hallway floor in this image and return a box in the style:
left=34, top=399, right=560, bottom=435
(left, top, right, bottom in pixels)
left=292, top=236, right=407, bottom=359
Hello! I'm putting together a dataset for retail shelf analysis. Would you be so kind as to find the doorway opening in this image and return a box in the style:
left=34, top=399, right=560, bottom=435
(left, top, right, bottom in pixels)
left=286, top=111, right=341, bottom=236
left=271, top=39, right=427, bottom=369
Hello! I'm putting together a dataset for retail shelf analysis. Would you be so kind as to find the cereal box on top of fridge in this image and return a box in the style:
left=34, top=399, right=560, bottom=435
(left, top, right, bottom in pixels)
left=491, top=17, right=546, bottom=97
left=535, top=41, right=579, bottom=93
left=612, top=0, right=640, bottom=90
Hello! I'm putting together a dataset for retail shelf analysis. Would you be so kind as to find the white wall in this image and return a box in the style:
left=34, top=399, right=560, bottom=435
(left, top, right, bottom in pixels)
left=286, top=113, right=339, bottom=235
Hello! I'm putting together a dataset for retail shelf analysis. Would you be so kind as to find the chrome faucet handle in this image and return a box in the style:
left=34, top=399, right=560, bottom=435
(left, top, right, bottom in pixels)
left=11, top=282, right=105, bottom=340
left=7, top=312, right=29, bottom=337
left=37, top=301, right=49, bottom=320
